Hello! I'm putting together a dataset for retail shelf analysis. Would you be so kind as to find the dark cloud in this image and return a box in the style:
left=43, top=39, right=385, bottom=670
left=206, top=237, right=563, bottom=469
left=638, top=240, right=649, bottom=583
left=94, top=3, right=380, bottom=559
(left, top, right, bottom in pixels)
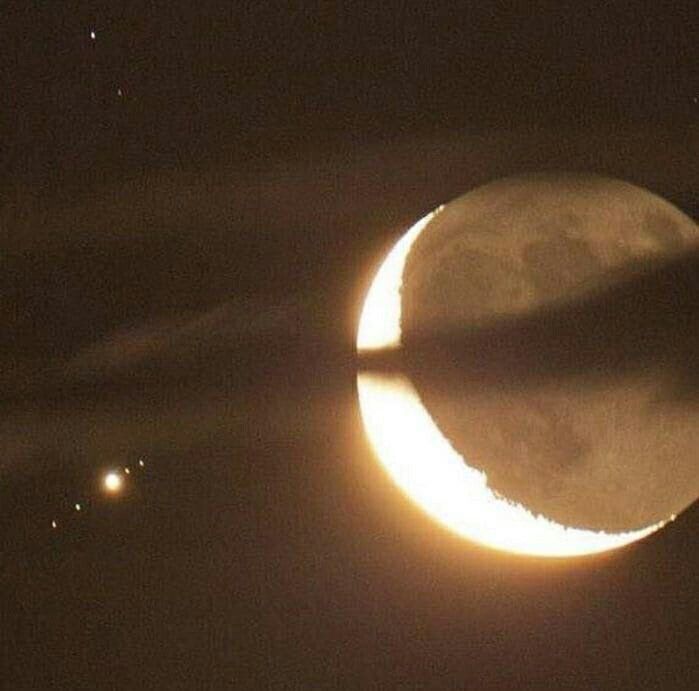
left=2, top=129, right=697, bottom=482
left=363, top=245, right=699, bottom=404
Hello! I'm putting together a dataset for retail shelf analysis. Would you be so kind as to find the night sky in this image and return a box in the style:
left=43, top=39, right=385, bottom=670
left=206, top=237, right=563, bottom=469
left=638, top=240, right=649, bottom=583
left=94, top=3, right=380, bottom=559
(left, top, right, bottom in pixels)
left=2, top=3, right=698, bottom=688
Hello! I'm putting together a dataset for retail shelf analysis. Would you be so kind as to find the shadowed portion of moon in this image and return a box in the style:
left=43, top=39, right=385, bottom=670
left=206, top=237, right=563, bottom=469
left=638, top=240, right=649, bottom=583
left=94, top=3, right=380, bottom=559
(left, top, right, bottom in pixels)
left=399, top=175, right=699, bottom=533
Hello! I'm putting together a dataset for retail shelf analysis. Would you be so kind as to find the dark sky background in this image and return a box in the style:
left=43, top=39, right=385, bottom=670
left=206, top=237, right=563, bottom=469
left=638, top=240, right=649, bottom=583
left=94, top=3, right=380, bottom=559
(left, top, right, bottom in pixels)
left=1, top=2, right=698, bottom=688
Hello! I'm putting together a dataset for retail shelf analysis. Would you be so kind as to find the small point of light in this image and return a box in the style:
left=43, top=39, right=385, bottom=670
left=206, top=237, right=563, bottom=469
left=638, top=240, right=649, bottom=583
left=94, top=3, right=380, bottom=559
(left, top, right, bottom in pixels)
left=90, top=30, right=96, bottom=40
left=124, top=467, right=130, bottom=474
left=103, top=471, right=124, bottom=493
left=75, top=503, right=82, bottom=511
left=117, top=87, right=123, bottom=97
left=138, top=459, right=145, bottom=468
left=51, top=520, right=58, bottom=529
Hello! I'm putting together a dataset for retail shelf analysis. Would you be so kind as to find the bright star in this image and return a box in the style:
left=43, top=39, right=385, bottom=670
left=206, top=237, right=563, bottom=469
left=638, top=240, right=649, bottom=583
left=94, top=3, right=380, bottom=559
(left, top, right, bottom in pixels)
left=103, top=472, right=124, bottom=494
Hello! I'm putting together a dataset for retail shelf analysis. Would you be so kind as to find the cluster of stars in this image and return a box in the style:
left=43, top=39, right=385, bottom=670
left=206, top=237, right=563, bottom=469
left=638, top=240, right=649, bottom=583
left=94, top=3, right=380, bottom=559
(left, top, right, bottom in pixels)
left=50, top=458, right=147, bottom=531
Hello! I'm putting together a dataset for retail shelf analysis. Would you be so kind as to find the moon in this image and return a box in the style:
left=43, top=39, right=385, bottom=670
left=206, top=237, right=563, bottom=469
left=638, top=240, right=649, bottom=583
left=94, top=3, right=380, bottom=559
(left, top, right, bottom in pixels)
left=356, top=175, right=698, bottom=557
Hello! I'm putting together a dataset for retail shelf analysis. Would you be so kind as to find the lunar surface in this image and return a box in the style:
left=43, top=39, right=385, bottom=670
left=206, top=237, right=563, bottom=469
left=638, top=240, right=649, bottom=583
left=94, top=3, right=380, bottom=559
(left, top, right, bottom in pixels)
left=357, top=175, right=699, bottom=553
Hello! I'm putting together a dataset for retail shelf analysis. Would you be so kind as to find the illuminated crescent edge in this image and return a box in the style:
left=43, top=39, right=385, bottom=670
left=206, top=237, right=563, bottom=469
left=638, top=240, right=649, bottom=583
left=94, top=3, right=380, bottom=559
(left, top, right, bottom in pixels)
left=356, top=207, right=669, bottom=557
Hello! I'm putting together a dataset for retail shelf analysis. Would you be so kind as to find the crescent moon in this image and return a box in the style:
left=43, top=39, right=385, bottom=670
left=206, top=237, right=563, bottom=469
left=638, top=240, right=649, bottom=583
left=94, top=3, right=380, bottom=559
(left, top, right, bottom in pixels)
left=356, top=208, right=667, bottom=557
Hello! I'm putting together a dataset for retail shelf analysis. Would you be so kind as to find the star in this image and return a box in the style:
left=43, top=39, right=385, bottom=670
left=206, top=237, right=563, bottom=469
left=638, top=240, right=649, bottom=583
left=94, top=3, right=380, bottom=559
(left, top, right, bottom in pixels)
left=103, top=471, right=124, bottom=494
